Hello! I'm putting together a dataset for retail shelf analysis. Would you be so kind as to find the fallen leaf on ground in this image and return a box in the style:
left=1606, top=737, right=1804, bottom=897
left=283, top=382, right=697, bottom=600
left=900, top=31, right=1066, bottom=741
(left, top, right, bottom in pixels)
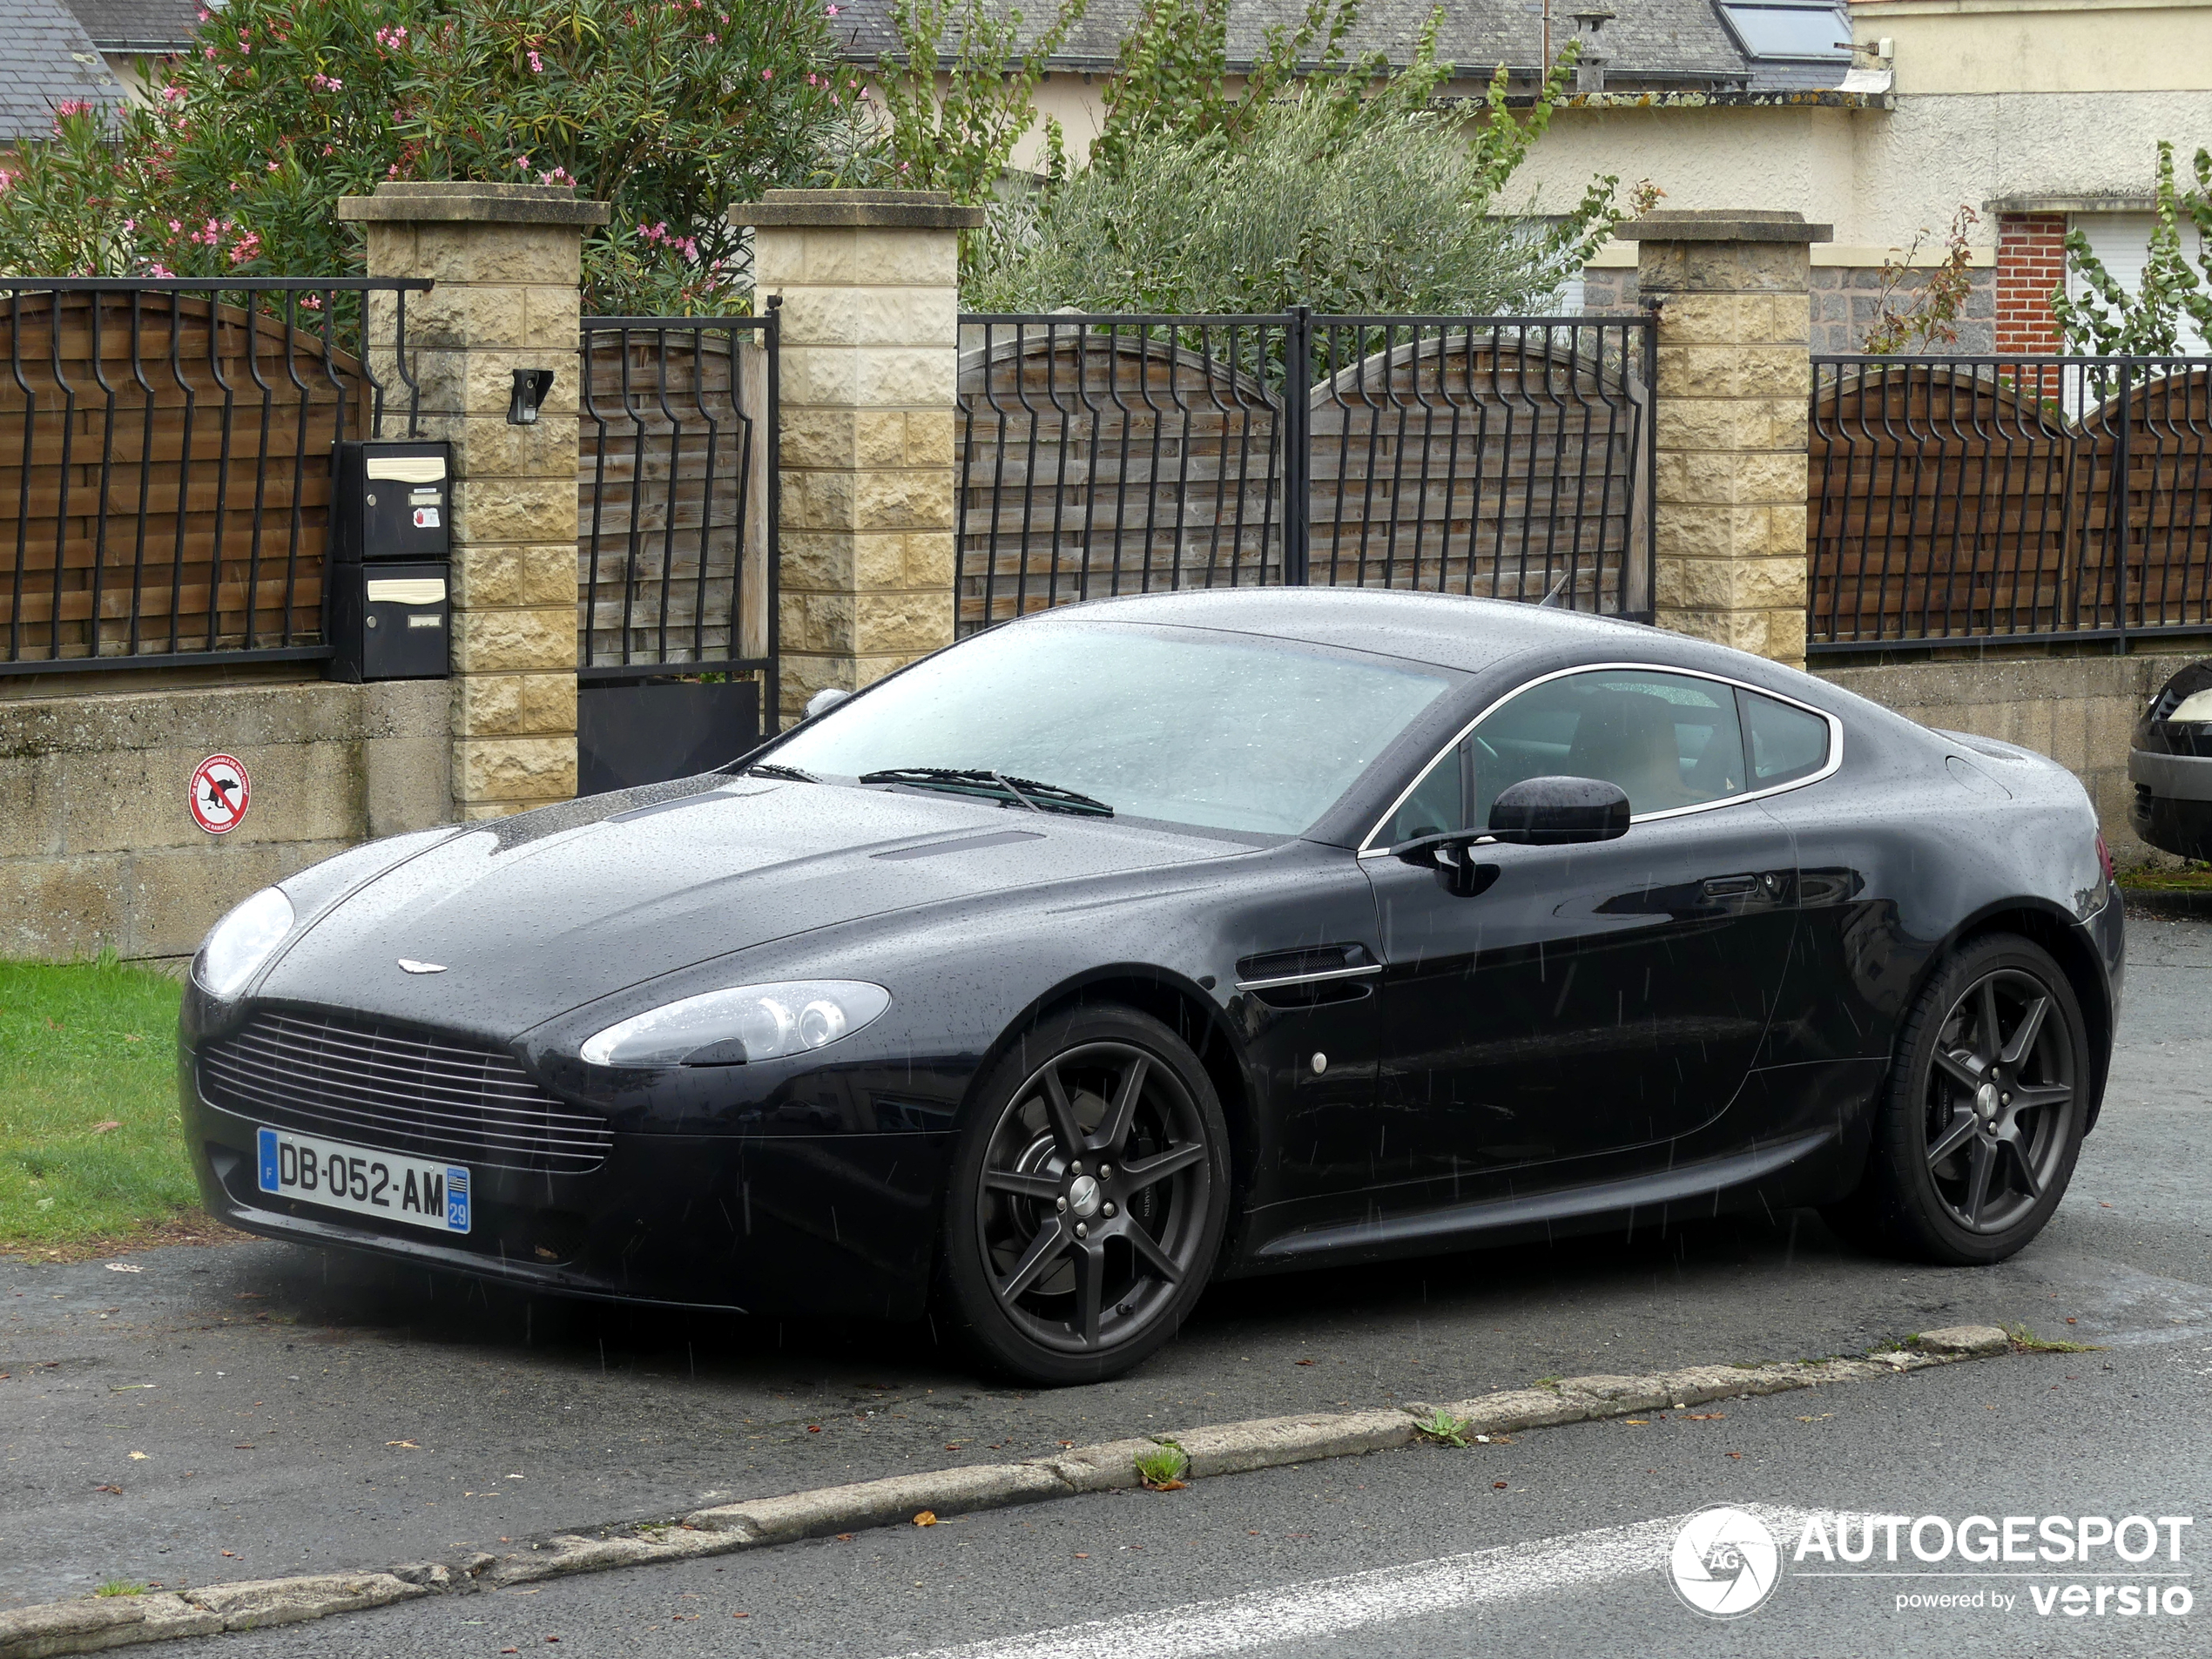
left=233, top=1444, right=254, bottom=1450
left=91, top=1121, right=122, bottom=1133
left=221, top=1551, right=237, bottom=1558
left=912, top=1511, right=938, bottom=1527
left=732, top=1612, right=749, bottom=1619
left=1493, top=1480, right=1508, bottom=1489
left=1687, top=1413, right=1724, bottom=1420
left=806, top=1425, right=823, bottom=1434
left=1143, top=1478, right=1187, bottom=1493
left=1624, top=1419, right=1648, bottom=1426
left=235, top=1293, right=264, bottom=1300
left=105, top=1262, right=144, bottom=1273
left=1295, top=1359, right=1315, bottom=1366
left=1727, top=1452, right=1743, bottom=1459
left=94, top=1485, right=123, bottom=1495
left=128, top=1451, right=148, bottom=1460
left=1073, top=1554, right=1089, bottom=1559
left=835, top=1533, right=855, bottom=1542
left=387, top=1440, right=420, bottom=1448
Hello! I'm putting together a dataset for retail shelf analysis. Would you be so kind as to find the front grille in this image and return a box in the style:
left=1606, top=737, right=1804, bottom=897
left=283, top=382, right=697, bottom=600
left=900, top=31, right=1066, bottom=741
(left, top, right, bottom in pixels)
left=199, top=1009, right=612, bottom=1175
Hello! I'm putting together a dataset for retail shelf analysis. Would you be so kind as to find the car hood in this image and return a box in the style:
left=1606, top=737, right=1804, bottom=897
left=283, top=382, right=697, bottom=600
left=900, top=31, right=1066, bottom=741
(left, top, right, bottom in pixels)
left=254, top=779, right=1244, bottom=1033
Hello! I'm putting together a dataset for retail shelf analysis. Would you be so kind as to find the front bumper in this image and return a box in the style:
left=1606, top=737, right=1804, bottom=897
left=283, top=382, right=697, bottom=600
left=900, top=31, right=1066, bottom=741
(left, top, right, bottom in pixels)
left=183, top=1084, right=954, bottom=1322
left=2128, top=747, right=2212, bottom=860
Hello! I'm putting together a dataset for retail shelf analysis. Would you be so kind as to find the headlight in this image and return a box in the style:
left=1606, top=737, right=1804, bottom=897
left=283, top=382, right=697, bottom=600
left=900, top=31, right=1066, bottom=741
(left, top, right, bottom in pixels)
left=2170, top=688, right=2212, bottom=723
left=579, top=980, right=892, bottom=1069
left=193, top=887, right=295, bottom=999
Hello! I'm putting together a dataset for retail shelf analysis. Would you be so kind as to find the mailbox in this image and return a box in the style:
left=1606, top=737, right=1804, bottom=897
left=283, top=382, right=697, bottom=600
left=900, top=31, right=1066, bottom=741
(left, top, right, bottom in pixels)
left=332, top=440, right=451, bottom=563
left=327, top=562, right=450, bottom=683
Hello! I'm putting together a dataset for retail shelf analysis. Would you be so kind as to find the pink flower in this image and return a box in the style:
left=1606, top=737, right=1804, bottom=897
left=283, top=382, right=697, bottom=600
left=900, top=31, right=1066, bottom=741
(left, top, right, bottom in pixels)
left=266, top=158, right=280, bottom=172
left=55, top=98, right=92, bottom=117
left=703, top=31, right=716, bottom=42
left=229, top=230, right=262, bottom=265
left=857, top=85, right=869, bottom=99
left=299, top=293, right=322, bottom=311
left=204, top=44, right=216, bottom=57
left=146, top=261, right=175, bottom=278
left=167, top=219, right=182, bottom=233
left=527, top=49, right=544, bottom=72
left=826, top=3, right=840, bottom=12
left=761, top=67, right=772, bottom=78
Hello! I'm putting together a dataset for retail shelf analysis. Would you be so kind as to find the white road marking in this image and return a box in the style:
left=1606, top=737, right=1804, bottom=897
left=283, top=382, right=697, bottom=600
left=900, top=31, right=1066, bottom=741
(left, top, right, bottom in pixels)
left=894, top=1507, right=1827, bottom=1659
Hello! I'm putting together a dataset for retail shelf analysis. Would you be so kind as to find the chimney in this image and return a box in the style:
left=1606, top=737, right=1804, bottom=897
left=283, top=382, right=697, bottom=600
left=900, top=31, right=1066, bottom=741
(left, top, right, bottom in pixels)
left=1572, top=5, right=1616, bottom=93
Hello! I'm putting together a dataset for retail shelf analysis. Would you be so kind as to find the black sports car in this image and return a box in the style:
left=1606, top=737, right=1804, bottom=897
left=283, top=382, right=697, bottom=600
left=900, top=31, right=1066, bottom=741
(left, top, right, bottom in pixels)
left=182, top=591, right=2122, bottom=1383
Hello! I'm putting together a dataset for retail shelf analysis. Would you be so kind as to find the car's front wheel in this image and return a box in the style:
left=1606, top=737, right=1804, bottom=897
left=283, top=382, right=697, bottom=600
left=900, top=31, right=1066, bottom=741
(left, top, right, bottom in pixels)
left=937, top=1006, right=1230, bottom=1385
left=1826, top=933, right=2088, bottom=1265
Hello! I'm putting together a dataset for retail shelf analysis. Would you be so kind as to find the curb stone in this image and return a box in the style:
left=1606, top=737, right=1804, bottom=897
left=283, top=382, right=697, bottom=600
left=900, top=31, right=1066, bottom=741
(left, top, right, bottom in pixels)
left=0, top=1326, right=2014, bottom=1658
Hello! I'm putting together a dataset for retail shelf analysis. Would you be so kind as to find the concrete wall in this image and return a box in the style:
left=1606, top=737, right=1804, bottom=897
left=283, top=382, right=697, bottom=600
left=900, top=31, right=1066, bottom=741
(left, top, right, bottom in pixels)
left=1, top=678, right=452, bottom=962
left=1817, top=652, right=2195, bottom=864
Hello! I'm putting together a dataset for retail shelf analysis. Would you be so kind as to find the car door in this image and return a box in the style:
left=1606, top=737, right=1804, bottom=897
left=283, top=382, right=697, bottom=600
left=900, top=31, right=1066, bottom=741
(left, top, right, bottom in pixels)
left=1357, top=666, right=1802, bottom=1200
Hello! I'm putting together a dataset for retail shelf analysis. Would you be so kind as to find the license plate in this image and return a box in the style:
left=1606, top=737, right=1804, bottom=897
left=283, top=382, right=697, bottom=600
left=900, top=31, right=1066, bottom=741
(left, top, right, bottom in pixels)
left=255, top=1126, right=470, bottom=1235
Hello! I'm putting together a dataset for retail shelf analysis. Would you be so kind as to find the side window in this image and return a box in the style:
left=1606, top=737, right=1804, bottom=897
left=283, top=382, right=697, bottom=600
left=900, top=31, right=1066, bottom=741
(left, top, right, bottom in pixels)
left=1470, top=670, right=1747, bottom=821
left=1382, top=739, right=1469, bottom=844
left=1740, top=689, right=1831, bottom=786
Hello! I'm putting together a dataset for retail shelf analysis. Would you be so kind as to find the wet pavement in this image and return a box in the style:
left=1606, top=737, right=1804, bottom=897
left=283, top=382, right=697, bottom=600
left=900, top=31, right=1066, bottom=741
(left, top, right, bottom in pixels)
left=5, top=910, right=2209, bottom=1619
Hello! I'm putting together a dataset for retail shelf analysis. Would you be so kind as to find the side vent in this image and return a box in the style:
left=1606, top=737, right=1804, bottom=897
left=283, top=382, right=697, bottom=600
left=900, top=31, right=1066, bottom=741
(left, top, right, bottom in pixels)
left=1233, top=943, right=1379, bottom=1008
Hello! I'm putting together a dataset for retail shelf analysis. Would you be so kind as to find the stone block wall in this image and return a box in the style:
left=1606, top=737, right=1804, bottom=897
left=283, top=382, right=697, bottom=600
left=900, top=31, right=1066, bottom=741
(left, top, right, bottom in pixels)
left=0, top=679, right=451, bottom=961
left=1809, top=266, right=1995, bottom=356
left=736, top=192, right=978, bottom=721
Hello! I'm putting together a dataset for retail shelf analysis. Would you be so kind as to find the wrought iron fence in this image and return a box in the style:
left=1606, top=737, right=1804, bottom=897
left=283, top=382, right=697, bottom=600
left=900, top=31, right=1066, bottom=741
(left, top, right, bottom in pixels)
left=955, top=311, right=1655, bottom=635
left=2, top=278, right=428, bottom=676
left=1809, top=354, right=2212, bottom=651
left=577, top=314, right=778, bottom=708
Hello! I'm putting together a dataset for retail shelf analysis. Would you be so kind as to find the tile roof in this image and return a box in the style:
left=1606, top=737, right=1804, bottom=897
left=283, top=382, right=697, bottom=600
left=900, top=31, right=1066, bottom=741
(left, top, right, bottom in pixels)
left=0, top=0, right=128, bottom=143
left=831, top=0, right=1784, bottom=87
left=63, top=0, right=202, bottom=51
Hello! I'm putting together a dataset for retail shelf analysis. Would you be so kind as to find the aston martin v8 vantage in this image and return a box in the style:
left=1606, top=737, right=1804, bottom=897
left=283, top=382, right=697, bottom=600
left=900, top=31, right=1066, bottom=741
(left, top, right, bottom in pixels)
left=182, top=591, right=2122, bottom=1383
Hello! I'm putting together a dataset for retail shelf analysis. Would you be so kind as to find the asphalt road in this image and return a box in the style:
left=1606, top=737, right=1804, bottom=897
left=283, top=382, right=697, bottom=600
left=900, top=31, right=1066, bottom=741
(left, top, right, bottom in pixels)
left=6, top=909, right=2209, bottom=1654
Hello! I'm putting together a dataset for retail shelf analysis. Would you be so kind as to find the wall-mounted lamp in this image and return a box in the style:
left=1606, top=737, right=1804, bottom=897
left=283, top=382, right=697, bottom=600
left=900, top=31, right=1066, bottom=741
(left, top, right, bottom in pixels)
left=509, top=368, right=556, bottom=425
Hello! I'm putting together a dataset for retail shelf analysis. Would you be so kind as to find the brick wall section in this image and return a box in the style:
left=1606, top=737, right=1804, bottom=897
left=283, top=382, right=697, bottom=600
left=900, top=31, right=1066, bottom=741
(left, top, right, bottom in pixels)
left=1997, top=213, right=2068, bottom=355
left=341, top=182, right=609, bottom=820
left=736, top=191, right=982, bottom=721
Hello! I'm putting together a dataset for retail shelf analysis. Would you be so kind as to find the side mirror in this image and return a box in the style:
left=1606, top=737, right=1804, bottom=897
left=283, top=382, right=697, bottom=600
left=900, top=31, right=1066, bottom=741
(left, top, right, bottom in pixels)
left=1487, top=775, right=1631, bottom=846
left=803, top=686, right=853, bottom=721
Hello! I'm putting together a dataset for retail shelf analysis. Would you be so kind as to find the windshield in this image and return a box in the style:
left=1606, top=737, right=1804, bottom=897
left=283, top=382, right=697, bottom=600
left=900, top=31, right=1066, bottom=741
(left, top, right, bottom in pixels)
left=767, top=621, right=1456, bottom=834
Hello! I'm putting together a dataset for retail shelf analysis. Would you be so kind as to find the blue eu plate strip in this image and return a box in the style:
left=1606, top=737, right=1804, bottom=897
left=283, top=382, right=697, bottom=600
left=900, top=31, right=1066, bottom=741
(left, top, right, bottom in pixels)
left=257, top=1127, right=280, bottom=1193
left=445, top=1167, right=470, bottom=1232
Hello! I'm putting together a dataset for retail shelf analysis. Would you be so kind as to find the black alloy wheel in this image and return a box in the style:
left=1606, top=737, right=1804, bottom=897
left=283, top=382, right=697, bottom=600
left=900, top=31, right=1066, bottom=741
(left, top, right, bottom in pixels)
left=1826, top=934, right=2089, bottom=1265
left=938, top=1007, right=1230, bottom=1384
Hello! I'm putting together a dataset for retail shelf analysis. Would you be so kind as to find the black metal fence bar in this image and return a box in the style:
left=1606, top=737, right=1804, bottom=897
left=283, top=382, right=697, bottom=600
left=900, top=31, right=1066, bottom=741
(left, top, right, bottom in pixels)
left=2, top=277, right=428, bottom=675
left=577, top=314, right=779, bottom=719
left=954, top=311, right=1655, bottom=634
left=1808, top=354, right=2212, bottom=652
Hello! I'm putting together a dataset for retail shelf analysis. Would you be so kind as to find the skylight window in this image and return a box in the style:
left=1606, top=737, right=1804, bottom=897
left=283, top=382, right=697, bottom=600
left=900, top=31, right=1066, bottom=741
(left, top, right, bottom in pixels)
left=1716, top=3, right=1852, bottom=60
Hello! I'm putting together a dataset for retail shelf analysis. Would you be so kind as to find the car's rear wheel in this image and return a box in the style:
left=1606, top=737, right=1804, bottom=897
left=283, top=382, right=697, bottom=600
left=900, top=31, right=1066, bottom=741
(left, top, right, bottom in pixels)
left=1825, top=933, right=2087, bottom=1265
left=937, top=1006, right=1230, bottom=1385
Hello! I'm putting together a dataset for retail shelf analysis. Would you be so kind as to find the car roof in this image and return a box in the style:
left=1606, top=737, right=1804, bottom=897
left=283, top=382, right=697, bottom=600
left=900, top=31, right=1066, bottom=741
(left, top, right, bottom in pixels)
left=1018, top=588, right=1656, bottom=674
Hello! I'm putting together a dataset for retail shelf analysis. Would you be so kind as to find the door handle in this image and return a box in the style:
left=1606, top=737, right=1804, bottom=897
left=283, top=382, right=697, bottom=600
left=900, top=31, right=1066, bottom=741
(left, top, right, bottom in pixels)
left=1701, top=874, right=1759, bottom=898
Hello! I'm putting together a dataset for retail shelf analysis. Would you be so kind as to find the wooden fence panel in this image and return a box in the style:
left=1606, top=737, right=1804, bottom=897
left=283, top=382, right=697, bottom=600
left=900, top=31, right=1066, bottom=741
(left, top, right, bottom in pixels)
left=0, top=291, right=367, bottom=664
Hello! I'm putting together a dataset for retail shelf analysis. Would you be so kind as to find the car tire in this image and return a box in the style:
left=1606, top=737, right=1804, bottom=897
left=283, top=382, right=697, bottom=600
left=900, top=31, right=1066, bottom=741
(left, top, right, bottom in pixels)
left=1824, top=933, right=2088, bottom=1266
left=935, top=1005, right=1231, bottom=1386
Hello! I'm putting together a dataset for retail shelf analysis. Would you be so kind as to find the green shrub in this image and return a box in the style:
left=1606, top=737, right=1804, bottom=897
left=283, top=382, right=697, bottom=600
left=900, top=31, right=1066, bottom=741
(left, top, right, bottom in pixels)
left=0, top=0, right=869, bottom=313
left=966, top=84, right=1631, bottom=317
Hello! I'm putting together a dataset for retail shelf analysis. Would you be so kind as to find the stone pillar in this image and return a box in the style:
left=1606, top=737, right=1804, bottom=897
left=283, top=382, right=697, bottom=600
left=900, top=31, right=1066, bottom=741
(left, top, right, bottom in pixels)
left=728, top=189, right=982, bottom=721
left=338, top=182, right=609, bottom=819
left=1616, top=210, right=1831, bottom=669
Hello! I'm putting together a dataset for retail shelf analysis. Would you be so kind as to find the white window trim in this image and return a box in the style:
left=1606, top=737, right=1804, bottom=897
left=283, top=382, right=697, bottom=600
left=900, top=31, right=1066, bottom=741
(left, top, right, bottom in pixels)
left=1354, top=661, right=1847, bottom=858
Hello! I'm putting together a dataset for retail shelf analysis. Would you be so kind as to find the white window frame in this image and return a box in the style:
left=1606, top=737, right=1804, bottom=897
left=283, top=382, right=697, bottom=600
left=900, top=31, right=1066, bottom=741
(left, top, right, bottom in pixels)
left=1354, top=662, right=1846, bottom=857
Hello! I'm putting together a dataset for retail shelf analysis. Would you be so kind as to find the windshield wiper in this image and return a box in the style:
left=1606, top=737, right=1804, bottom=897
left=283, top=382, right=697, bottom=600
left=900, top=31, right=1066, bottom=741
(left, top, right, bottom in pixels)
left=738, top=761, right=819, bottom=783
left=858, top=766, right=1113, bottom=817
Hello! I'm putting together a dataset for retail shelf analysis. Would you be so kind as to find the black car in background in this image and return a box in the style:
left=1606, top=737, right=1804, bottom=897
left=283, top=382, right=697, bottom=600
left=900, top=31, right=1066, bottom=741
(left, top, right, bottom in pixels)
left=2130, top=659, right=2212, bottom=860
left=180, top=591, right=2122, bottom=1383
